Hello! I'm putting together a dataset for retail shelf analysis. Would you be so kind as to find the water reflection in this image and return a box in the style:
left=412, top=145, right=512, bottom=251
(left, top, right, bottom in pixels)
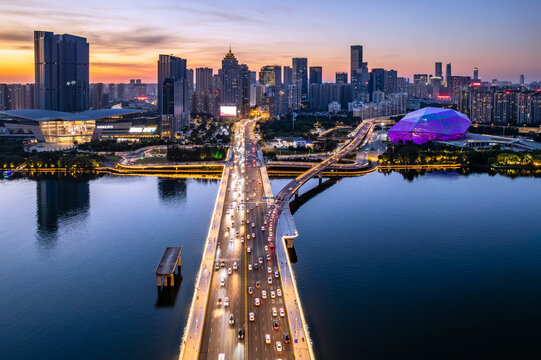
left=155, top=273, right=183, bottom=308
left=157, top=178, right=187, bottom=204
left=36, top=178, right=90, bottom=246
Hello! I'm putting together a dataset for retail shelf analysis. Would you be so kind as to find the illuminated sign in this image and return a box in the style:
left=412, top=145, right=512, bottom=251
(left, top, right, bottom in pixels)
left=142, top=127, right=156, bottom=133
left=220, top=105, right=238, bottom=117
left=96, top=125, right=114, bottom=129
left=471, top=82, right=482, bottom=87
left=437, top=95, right=451, bottom=100
left=129, top=127, right=143, bottom=133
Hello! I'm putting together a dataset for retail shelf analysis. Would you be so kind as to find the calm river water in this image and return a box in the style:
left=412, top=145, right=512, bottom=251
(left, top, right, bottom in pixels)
left=1, top=171, right=540, bottom=359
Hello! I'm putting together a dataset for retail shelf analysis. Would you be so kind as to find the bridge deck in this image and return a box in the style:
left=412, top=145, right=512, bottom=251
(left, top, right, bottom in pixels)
left=155, top=247, right=182, bottom=276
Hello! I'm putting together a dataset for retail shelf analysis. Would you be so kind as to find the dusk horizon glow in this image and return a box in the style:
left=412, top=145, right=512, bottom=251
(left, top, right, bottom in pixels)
left=1, top=0, right=540, bottom=84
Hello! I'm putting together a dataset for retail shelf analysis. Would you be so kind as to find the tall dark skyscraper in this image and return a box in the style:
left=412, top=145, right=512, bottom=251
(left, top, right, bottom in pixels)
left=520, top=74, right=525, bottom=85
left=309, top=66, right=322, bottom=85
left=218, top=47, right=251, bottom=116
left=350, top=45, right=368, bottom=99
left=435, top=62, right=443, bottom=78
left=283, top=66, right=292, bottom=87
left=473, top=67, right=479, bottom=81
left=369, top=68, right=385, bottom=97
left=292, top=58, right=308, bottom=107
left=34, top=30, right=89, bottom=112
left=446, top=63, right=452, bottom=81
left=335, top=72, right=348, bottom=84
left=157, top=54, right=190, bottom=131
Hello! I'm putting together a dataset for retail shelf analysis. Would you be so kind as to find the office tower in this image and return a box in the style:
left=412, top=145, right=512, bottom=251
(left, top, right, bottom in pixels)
left=369, top=69, right=386, bottom=100
left=220, top=47, right=242, bottom=105
left=90, top=83, right=108, bottom=109
left=34, top=30, right=89, bottom=112
left=309, top=66, right=322, bottom=85
left=384, top=70, right=398, bottom=94
left=259, top=65, right=282, bottom=86
left=350, top=45, right=363, bottom=77
left=283, top=66, right=292, bottom=87
left=473, top=67, right=479, bottom=81
left=413, top=74, right=429, bottom=98
left=335, top=72, right=348, bottom=84
left=446, top=63, right=452, bottom=81
left=292, top=58, right=308, bottom=107
left=520, top=74, right=525, bottom=86
left=435, top=62, right=443, bottom=78
left=351, top=45, right=368, bottom=99
left=196, top=68, right=213, bottom=91
left=157, top=54, right=190, bottom=131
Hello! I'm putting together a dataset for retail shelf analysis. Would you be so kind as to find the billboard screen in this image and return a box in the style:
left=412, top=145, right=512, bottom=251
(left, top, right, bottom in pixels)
left=220, top=105, right=238, bottom=117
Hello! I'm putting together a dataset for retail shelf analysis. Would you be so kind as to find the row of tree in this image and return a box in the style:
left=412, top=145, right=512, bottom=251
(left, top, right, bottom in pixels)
left=166, top=145, right=227, bottom=162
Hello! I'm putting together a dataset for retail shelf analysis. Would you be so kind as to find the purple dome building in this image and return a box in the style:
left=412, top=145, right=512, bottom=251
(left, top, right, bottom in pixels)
left=388, top=107, right=471, bottom=145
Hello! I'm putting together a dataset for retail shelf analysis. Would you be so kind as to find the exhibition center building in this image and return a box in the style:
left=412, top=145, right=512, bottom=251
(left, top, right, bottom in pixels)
left=0, top=109, right=164, bottom=144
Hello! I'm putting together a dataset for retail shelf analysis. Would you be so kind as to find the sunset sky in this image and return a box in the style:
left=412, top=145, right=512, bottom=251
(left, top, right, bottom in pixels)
left=1, top=0, right=540, bottom=84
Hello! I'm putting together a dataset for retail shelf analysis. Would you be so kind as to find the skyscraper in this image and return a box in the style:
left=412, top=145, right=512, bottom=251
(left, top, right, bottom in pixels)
left=446, top=63, right=452, bottom=81
left=283, top=66, right=292, bottom=87
left=196, top=67, right=213, bottom=91
left=350, top=45, right=363, bottom=77
left=34, top=30, right=89, bottom=112
left=292, top=58, right=308, bottom=107
left=259, top=65, right=282, bottom=86
left=473, top=67, right=479, bottom=81
left=350, top=45, right=368, bottom=99
left=335, top=72, right=348, bottom=84
left=309, top=67, right=322, bottom=85
left=435, top=62, right=443, bottom=78
left=157, top=54, right=190, bottom=131
left=520, top=74, right=525, bottom=85
left=219, top=47, right=251, bottom=116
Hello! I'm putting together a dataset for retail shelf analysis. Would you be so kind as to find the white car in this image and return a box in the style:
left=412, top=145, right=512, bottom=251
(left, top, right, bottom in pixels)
left=280, top=308, right=285, bottom=317
left=262, top=290, right=267, bottom=299
left=247, top=247, right=251, bottom=253
left=276, top=341, right=282, bottom=352
left=264, top=245, right=268, bottom=251
left=220, top=279, right=225, bottom=287
left=275, top=271, right=279, bottom=278
left=272, top=307, right=277, bottom=317
left=233, top=262, right=238, bottom=270
left=228, top=268, right=232, bottom=275
left=229, top=314, right=234, bottom=325
left=248, top=264, right=252, bottom=271
left=255, top=297, right=260, bottom=306
left=270, top=291, right=276, bottom=299
left=265, top=334, right=271, bottom=344
left=267, top=266, right=272, bottom=274
left=252, top=223, right=255, bottom=228
left=249, top=312, right=255, bottom=322
left=277, top=289, right=282, bottom=297
left=252, top=232, right=256, bottom=238
left=224, top=297, right=230, bottom=307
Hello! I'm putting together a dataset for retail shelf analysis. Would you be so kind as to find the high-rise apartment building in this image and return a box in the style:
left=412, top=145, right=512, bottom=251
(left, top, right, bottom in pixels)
left=195, top=68, right=213, bottom=91
left=283, top=66, right=292, bottom=87
left=446, top=63, right=452, bottom=82
left=350, top=45, right=368, bottom=99
left=335, top=72, right=348, bottom=84
left=413, top=74, right=429, bottom=98
left=473, top=67, right=479, bottom=81
left=520, top=74, right=525, bottom=86
left=34, top=30, right=89, bottom=112
left=309, top=67, right=322, bottom=85
left=435, top=62, right=443, bottom=78
left=292, top=58, right=308, bottom=107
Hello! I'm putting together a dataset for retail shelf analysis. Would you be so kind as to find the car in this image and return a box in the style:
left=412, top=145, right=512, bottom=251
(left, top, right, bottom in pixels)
left=256, top=203, right=259, bottom=207
left=272, top=307, right=277, bottom=317
left=276, top=341, right=282, bottom=352
left=246, top=210, right=250, bottom=214
left=246, top=219, right=250, bottom=224
left=264, top=245, right=268, bottom=251
left=249, top=312, right=255, bottom=321
left=273, top=320, right=279, bottom=330
left=247, top=247, right=251, bottom=253
left=228, top=267, right=232, bottom=275
left=252, top=223, right=255, bottom=228
left=229, top=314, right=235, bottom=325
left=255, top=298, right=260, bottom=306
left=288, top=187, right=293, bottom=191
left=270, top=291, right=276, bottom=299
left=248, top=264, right=252, bottom=271
left=253, top=263, right=259, bottom=270
left=264, top=220, right=268, bottom=225
left=218, top=353, right=225, bottom=360
left=261, top=226, right=265, bottom=232
left=233, top=262, right=238, bottom=270
left=220, top=279, right=225, bottom=287
left=241, top=236, right=244, bottom=243
left=238, top=328, right=244, bottom=339
left=266, top=254, right=271, bottom=261
left=283, top=333, right=290, bottom=344
left=265, top=334, right=271, bottom=344
left=215, top=262, right=220, bottom=271
left=224, top=297, right=230, bottom=307
left=226, top=226, right=230, bottom=231
left=262, top=290, right=267, bottom=299
left=221, top=260, right=225, bottom=267
left=280, top=308, right=285, bottom=317
left=269, top=242, right=275, bottom=249
left=248, top=286, right=254, bottom=295
left=267, top=266, right=272, bottom=274
left=246, top=234, right=250, bottom=240
left=217, top=298, right=222, bottom=307
left=275, top=271, right=279, bottom=278
left=252, top=232, right=256, bottom=238
left=268, top=276, right=273, bottom=284
left=259, top=257, right=263, bottom=264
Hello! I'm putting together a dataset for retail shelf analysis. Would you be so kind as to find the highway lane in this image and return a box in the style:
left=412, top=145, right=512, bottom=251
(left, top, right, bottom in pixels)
left=242, top=121, right=293, bottom=360
left=199, top=127, right=247, bottom=360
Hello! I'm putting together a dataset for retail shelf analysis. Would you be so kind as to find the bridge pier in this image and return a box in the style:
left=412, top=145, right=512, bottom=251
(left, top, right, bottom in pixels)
left=318, top=172, right=322, bottom=185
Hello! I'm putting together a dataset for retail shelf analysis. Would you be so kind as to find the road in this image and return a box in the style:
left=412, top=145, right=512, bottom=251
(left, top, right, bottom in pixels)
left=197, top=119, right=293, bottom=360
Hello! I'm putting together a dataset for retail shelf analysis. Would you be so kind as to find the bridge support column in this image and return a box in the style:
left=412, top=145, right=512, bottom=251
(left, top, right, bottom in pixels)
left=318, top=173, right=322, bottom=185
left=295, top=190, right=299, bottom=199
left=285, top=237, right=295, bottom=249
left=157, top=276, right=161, bottom=287
left=170, top=274, right=174, bottom=286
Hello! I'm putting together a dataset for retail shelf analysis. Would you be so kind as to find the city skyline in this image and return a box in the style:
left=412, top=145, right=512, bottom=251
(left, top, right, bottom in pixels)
left=1, top=0, right=540, bottom=84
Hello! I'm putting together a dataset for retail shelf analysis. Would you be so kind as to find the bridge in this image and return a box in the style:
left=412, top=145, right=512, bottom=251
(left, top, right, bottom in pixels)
left=179, top=117, right=391, bottom=360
